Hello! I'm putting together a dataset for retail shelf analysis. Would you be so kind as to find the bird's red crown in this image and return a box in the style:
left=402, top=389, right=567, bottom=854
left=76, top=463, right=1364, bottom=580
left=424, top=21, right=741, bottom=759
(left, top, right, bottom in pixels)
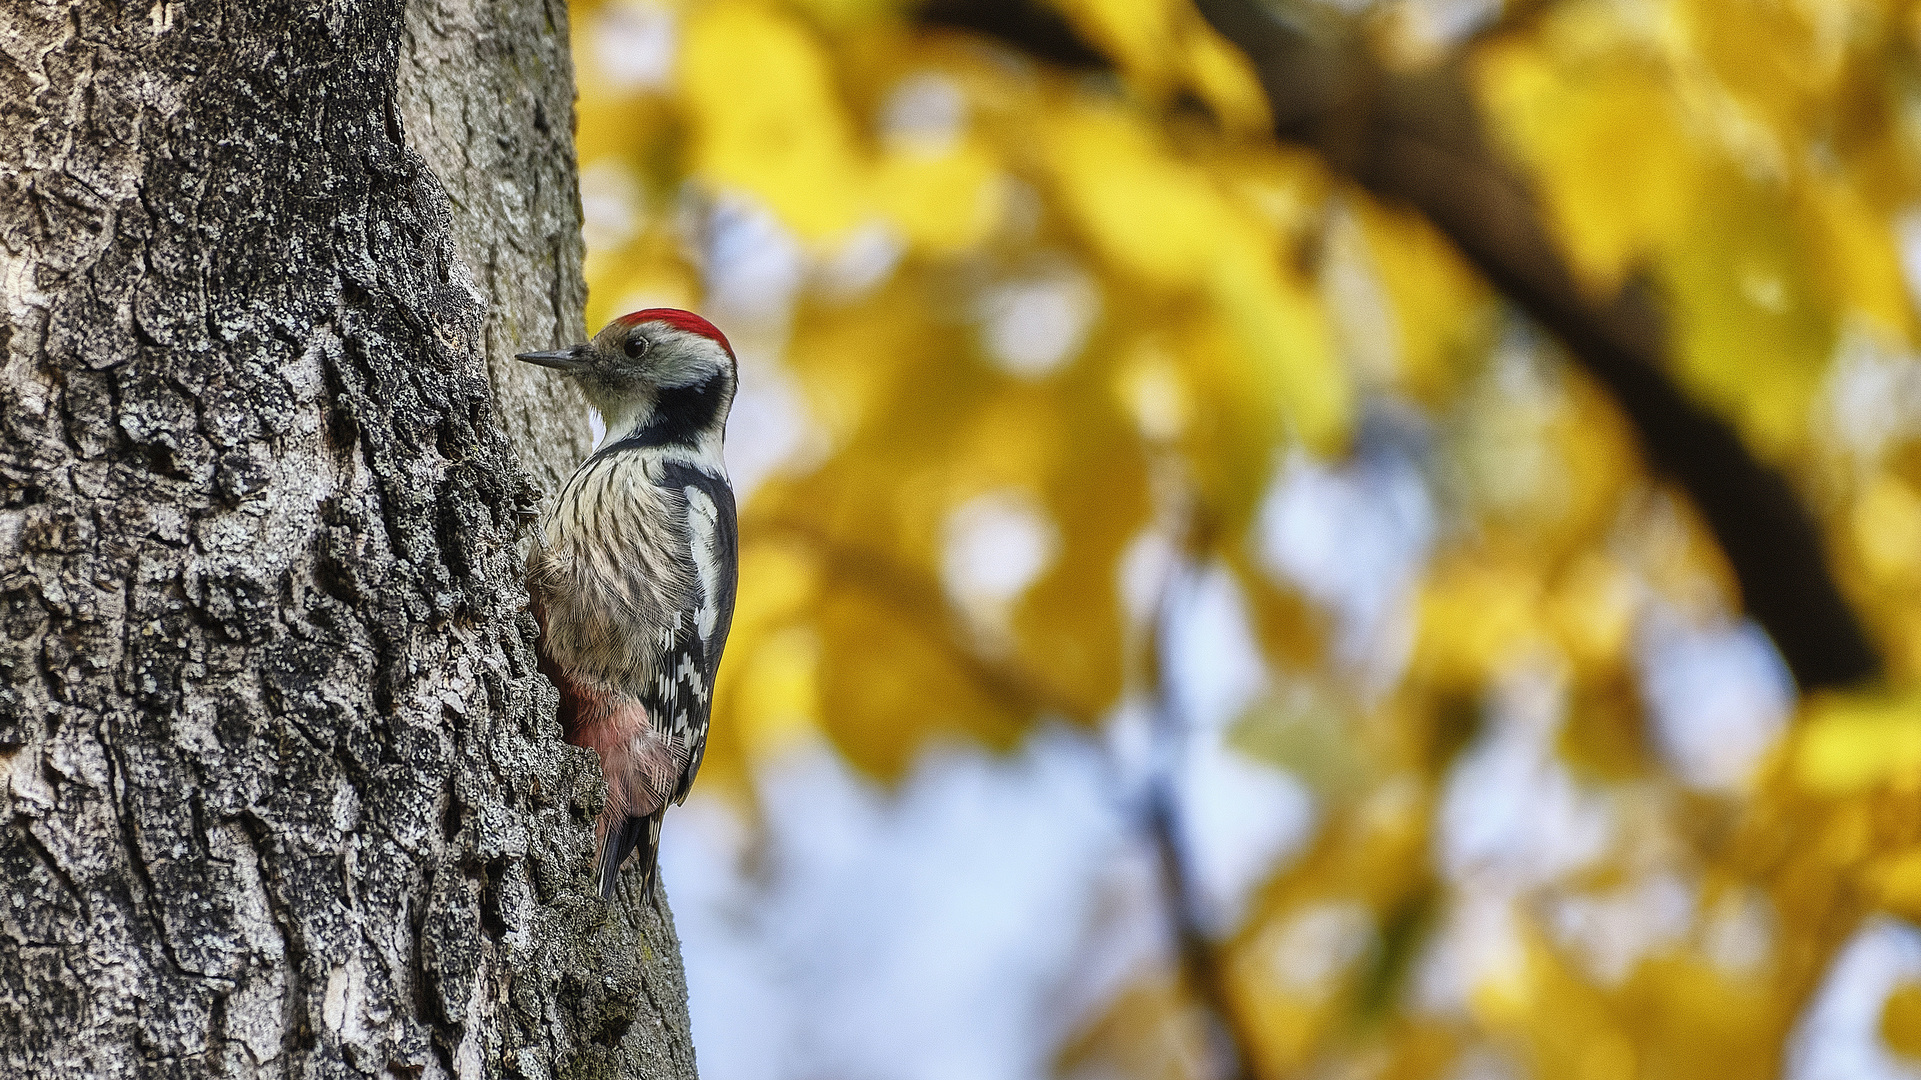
left=612, top=308, right=734, bottom=360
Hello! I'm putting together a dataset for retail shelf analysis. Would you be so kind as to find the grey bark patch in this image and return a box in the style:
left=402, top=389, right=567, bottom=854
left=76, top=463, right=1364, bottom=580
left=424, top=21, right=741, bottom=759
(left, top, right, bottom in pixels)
left=1, top=1, right=698, bottom=1077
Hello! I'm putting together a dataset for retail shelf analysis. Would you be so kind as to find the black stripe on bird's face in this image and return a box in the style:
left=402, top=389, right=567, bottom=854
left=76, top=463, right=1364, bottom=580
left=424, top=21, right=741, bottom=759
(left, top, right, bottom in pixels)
left=591, top=375, right=731, bottom=458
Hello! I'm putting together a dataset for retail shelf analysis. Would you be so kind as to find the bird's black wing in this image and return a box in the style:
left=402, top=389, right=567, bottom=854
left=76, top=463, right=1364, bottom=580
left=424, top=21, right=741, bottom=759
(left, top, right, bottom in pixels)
left=608, top=463, right=738, bottom=894
left=657, top=462, right=737, bottom=806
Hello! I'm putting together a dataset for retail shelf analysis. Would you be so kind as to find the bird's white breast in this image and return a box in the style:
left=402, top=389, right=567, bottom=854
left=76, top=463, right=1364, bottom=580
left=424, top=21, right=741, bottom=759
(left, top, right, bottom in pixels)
left=535, top=453, right=693, bottom=692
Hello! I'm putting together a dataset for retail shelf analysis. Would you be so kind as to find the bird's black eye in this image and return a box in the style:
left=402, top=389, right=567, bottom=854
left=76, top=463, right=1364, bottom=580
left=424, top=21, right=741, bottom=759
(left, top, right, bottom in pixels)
left=623, top=334, right=650, bottom=360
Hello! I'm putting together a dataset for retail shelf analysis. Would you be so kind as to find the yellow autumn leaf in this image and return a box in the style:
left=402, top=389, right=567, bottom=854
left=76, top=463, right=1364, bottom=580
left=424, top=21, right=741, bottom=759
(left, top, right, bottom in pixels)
left=1805, top=172, right=1914, bottom=339
left=1476, top=38, right=1703, bottom=296
left=679, top=1, right=868, bottom=237
left=1796, top=690, right=1921, bottom=794
left=727, top=625, right=823, bottom=759
left=873, top=138, right=1002, bottom=252
left=1205, top=239, right=1351, bottom=455
left=1013, top=434, right=1147, bottom=714
left=1869, top=849, right=1921, bottom=920
left=1887, top=982, right=1921, bottom=1059
left=1043, top=102, right=1241, bottom=288
left=1181, top=23, right=1271, bottom=135
left=1680, top=0, right=1839, bottom=141
left=815, top=591, right=1025, bottom=778
left=730, top=538, right=825, bottom=640
left=1853, top=476, right=1921, bottom=586
left=1054, top=0, right=1178, bottom=89
left=1354, top=197, right=1492, bottom=401
left=1659, top=168, right=1836, bottom=457
left=1545, top=553, right=1639, bottom=670
left=1416, top=554, right=1544, bottom=690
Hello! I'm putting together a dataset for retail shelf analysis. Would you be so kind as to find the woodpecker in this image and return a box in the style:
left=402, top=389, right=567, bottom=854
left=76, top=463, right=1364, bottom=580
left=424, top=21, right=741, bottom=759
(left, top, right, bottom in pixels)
left=516, top=309, right=739, bottom=901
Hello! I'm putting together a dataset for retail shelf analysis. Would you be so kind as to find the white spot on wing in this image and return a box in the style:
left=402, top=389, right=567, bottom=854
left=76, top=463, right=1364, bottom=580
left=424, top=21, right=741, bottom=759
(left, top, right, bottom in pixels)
left=687, top=485, right=722, bottom=640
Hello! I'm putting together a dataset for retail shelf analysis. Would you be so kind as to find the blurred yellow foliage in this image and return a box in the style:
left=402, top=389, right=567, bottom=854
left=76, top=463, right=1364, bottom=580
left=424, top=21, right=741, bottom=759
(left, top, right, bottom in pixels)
left=1884, top=981, right=1921, bottom=1058
left=1796, top=690, right=1921, bottom=795
left=568, top=0, right=1921, bottom=1075
left=682, top=2, right=869, bottom=236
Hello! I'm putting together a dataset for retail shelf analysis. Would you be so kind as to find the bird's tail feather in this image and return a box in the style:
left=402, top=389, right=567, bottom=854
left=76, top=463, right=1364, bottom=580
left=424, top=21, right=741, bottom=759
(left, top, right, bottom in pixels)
left=595, top=811, right=665, bottom=901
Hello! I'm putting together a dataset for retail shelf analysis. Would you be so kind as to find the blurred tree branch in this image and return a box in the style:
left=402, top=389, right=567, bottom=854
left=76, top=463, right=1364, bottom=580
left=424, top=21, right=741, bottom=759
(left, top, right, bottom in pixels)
left=920, top=0, right=1113, bottom=68
left=1147, top=568, right=1264, bottom=1080
left=919, top=0, right=1882, bottom=693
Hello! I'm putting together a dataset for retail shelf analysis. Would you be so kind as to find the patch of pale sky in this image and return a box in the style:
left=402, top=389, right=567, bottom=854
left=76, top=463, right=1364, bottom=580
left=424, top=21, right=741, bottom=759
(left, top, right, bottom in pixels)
left=1547, top=871, right=1695, bottom=986
left=1436, top=664, right=1613, bottom=888
left=976, top=262, right=1101, bottom=379
left=940, top=488, right=1060, bottom=649
left=1786, top=917, right=1921, bottom=1080
left=1264, top=901, right=1375, bottom=995
left=942, top=490, right=1060, bottom=607
left=699, top=193, right=807, bottom=334
left=578, top=159, right=644, bottom=252
left=1314, top=0, right=1499, bottom=43
left=1416, top=663, right=1611, bottom=1012
left=1414, top=882, right=1530, bottom=1016
left=881, top=72, right=968, bottom=157
left=1173, top=727, right=1317, bottom=938
left=722, top=357, right=819, bottom=503
left=1635, top=606, right=1793, bottom=793
left=1258, top=439, right=1433, bottom=683
left=661, top=732, right=1163, bottom=1080
left=1162, top=564, right=1268, bottom=736
left=1896, top=209, right=1921, bottom=316
left=813, top=221, right=904, bottom=303
left=1823, top=330, right=1921, bottom=463
left=591, top=1, right=676, bottom=90
left=1448, top=1047, right=1526, bottom=1080
left=1701, top=885, right=1776, bottom=978
left=1117, top=529, right=1179, bottom=628
left=1163, top=566, right=1318, bottom=936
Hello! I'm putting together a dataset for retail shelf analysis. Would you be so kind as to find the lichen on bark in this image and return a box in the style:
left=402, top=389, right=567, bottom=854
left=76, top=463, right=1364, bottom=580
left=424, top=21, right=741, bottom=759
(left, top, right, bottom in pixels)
left=0, top=2, right=696, bottom=1077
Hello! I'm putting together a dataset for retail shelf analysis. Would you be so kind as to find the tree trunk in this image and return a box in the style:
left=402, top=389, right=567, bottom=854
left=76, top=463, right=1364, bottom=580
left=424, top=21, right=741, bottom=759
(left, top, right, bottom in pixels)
left=0, top=2, right=697, bottom=1077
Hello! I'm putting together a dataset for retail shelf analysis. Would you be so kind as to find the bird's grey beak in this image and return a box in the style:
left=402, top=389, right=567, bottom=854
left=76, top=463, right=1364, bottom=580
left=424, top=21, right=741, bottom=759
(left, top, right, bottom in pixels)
left=514, top=345, right=593, bottom=372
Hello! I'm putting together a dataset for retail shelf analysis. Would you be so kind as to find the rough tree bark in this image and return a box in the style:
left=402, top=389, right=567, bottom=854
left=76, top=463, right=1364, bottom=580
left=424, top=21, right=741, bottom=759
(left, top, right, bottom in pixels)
left=0, top=2, right=697, bottom=1078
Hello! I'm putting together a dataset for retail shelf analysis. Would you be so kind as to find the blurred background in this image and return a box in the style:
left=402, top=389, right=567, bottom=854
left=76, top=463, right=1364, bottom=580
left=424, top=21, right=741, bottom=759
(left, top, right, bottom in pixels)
left=563, top=0, right=1921, bottom=1076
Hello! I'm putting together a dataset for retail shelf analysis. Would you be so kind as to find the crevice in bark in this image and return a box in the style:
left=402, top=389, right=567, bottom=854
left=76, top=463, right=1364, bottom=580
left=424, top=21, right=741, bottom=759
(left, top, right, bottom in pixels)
left=16, top=820, right=86, bottom=916
left=102, top=731, right=189, bottom=980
